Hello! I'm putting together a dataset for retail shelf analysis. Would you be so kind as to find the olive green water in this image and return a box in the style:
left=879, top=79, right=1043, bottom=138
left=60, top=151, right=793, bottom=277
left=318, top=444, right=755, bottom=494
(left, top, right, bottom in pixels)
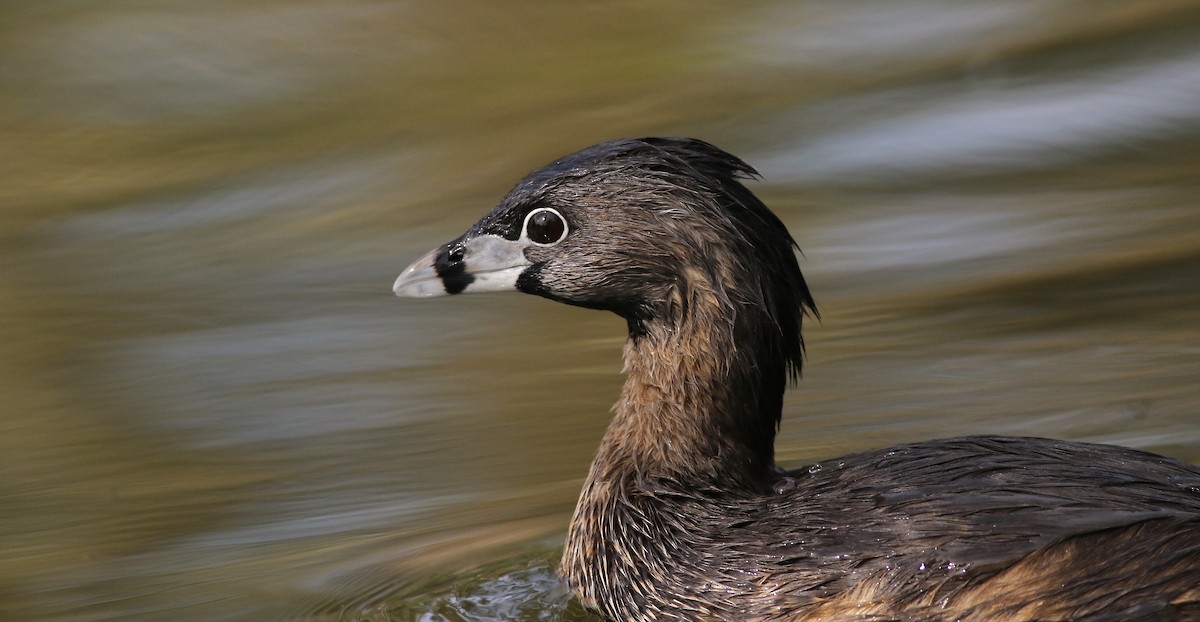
left=2, top=2, right=1199, bottom=620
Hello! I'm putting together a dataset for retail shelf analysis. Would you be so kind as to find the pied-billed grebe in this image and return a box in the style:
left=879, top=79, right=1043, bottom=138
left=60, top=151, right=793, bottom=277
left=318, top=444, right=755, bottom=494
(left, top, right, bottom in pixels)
left=393, top=138, right=1200, bottom=621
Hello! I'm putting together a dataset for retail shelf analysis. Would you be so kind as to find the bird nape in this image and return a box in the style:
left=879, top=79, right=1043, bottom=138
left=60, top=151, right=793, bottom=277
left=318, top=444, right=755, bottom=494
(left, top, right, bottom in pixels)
left=394, top=137, right=1200, bottom=622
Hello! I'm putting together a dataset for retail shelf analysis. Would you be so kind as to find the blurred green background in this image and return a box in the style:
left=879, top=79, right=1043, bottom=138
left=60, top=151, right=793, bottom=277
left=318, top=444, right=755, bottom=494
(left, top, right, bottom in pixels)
left=2, top=2, right=1199, bottom=620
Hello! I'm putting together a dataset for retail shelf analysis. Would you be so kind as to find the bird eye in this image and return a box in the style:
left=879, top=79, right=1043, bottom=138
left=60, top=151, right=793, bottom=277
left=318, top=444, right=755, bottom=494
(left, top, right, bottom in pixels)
left=523, top=208, right=568, bottom=245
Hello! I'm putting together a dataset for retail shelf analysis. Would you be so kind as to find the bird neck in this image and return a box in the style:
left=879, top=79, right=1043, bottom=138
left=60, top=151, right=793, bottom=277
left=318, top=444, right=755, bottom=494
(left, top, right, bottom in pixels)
left=593, top=299, right=785, bottom=491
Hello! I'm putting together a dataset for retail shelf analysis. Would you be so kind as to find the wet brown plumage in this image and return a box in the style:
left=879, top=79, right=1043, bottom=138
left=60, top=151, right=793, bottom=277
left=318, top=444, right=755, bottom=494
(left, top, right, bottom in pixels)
left=394, top=137, right=1200, bottom=621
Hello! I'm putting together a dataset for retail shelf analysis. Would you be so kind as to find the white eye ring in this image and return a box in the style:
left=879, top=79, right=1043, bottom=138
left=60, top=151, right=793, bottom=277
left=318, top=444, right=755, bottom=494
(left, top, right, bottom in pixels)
left=522, top=207, right=569, bottom=246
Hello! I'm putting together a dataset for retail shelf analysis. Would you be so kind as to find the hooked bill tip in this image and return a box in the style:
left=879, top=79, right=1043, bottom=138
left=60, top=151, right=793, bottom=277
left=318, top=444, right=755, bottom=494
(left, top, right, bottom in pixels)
left=393, top=248, right=448, bottom=298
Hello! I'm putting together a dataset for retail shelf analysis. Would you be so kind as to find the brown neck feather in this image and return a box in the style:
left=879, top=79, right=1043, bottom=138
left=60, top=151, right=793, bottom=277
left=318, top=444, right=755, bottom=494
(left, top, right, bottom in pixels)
left=561, top=268, right=787, bottom=613
left=591, top=271, right=785, bottom=491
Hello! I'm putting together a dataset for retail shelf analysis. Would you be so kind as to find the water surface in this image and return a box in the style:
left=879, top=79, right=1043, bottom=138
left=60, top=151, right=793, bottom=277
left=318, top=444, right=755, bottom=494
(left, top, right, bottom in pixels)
left=2, top=2, right=1199, bottom=620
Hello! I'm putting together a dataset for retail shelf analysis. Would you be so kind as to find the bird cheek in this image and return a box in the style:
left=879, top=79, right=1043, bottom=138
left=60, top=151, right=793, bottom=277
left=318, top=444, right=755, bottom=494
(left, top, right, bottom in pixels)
left=515, top=262, right=552, bottom=298
left=516, top=260, right=593, bottom=305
